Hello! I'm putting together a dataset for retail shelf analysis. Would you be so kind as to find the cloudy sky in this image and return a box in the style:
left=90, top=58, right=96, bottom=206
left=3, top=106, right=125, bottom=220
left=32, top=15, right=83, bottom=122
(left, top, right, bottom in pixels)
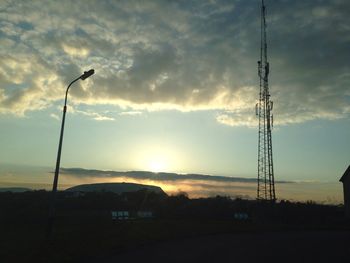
left=0, top=0, right=349, bottom=201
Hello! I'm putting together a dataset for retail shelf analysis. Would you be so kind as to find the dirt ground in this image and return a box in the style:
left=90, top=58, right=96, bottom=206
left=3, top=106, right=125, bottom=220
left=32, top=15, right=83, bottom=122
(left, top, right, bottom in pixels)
left=99, top=230, right=350, bottom=263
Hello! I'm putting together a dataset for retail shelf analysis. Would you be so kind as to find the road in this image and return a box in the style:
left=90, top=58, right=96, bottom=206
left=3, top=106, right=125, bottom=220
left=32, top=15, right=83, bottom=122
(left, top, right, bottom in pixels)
left=99, top=230, right=350, bottom=263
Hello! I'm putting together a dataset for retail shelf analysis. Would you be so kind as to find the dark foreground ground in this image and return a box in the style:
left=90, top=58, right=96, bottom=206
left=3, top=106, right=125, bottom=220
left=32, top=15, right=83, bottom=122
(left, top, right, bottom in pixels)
left=1, top=191, right=349, bottom=262
left=3, top=218, right=349, bottom=263
left=99, top=230, right=350, bottom=263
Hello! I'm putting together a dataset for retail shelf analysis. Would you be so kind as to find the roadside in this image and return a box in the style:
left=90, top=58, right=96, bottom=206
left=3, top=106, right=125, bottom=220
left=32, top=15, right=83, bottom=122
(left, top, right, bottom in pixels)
left=97, top=230, right=350, bottom=263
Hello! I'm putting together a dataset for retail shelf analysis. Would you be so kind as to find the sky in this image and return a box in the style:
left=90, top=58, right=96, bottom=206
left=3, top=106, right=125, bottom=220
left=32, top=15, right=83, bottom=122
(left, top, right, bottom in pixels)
left=0, top=0, right=349, bottom=202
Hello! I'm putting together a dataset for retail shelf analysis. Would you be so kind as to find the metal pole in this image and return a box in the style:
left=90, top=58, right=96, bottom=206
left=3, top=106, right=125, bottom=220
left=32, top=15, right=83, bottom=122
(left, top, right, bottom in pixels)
left=46, top=77, right=80, bottom=240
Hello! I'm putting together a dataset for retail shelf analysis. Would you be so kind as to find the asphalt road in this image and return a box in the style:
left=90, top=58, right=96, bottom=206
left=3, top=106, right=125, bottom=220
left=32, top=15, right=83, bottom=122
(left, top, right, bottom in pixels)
left=100, top=230, right=350, bottom=263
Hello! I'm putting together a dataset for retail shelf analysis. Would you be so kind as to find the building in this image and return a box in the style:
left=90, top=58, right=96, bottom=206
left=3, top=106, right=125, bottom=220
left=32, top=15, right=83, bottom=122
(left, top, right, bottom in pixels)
left=111, top=210, right=154, bottom=220
left=137, top=211, right=153, bottom=218
left=339, top=165, right=350, bottom=218
left=111, top=211, right=129, bottom=220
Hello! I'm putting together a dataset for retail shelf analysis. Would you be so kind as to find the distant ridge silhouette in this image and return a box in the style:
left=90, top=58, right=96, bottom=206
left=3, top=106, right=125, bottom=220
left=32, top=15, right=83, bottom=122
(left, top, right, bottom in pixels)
left=0, top=187, right=32, bottom=193
left=65, top=182, right=166, bottom=195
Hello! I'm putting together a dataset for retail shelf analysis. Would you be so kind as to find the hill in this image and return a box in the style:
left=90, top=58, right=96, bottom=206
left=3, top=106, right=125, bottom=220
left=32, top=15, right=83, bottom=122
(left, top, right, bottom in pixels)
left=65, top=182, right=166, bottom=195
left=0, top=187, right=32, bottom=192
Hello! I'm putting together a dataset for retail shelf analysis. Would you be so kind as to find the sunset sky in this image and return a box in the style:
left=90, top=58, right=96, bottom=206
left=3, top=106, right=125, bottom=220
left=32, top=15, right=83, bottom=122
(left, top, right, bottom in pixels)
left=0, top=0, right=349, bottom=202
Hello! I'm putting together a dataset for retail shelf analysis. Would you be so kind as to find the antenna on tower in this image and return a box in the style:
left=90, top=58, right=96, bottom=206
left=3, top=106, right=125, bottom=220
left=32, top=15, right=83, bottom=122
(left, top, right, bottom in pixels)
left=257, top=0, right=276, bottom=202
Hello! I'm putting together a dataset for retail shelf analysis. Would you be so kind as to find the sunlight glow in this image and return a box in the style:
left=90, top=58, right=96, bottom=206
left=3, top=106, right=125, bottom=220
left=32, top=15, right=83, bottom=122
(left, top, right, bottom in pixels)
left=129, top=142, right=186, bottom=173
left=149, top=158, right=167, bottom=173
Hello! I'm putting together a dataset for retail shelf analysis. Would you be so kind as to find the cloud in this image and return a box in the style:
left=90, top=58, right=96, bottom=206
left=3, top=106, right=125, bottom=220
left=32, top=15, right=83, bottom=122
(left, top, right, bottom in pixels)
left=0, top=0, right=349, bottom=126
left=60, top=167, right=291, bottom=184
left=62, top=44, right=90, bottom=58
left=50, top=113, right=60, bottom=120
left=75, top=109, right=115, bottom=121
left=58, top=167, right=343, bottom=203
left=119, top=111, right=143, bottom=116
left=216, top=112, right=257, bottom=128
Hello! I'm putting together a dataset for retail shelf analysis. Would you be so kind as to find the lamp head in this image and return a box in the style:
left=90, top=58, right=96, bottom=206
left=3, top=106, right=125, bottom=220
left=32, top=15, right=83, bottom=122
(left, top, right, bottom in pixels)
left=80, top=69, right=95, bottom=80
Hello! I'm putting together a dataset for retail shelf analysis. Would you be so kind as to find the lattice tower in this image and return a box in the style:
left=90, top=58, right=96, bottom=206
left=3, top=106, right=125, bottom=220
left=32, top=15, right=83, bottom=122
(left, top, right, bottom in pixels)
left=256, top=0, right=276, bottom=201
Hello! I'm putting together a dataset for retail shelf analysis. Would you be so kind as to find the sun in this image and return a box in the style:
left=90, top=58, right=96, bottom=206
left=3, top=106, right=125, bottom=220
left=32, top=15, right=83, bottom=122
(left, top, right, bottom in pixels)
left=131, top=143, right=184, bottom=173
left=149, top=159, right=167, bottom=173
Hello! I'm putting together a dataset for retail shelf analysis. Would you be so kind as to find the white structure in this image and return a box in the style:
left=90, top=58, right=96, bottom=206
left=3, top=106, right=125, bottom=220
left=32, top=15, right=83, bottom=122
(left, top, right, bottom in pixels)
left=137, top=211, right=153, bottom=218
left=234, top=212, right=249, bottom=220
left=111, top=211, right=129, bottom=220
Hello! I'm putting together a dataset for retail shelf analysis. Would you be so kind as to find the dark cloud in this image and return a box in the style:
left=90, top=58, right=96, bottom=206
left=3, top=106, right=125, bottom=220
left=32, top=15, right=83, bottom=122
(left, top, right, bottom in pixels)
left=265, top=0, right=350, bottom=124
left=0, top=0, right=349, bottom=125
left=60, top=167, right=292, bottom=184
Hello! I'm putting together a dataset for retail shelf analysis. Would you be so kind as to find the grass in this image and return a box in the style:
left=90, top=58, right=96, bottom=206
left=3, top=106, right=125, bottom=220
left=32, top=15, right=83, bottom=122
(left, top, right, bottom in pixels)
left=1, top=191, right=348, bottom=262
left=1, top=215, right=258, bottom=263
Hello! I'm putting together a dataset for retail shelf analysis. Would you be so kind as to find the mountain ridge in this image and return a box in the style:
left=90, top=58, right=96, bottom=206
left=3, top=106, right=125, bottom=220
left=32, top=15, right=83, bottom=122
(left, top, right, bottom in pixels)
left=65, top=182, right=166, bottom=195
left=0, top=187, right=32, bottom=193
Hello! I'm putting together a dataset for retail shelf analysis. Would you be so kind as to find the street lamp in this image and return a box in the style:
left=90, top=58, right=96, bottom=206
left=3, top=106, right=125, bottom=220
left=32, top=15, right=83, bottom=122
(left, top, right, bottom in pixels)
left=46, top=69, right=95, bottom=239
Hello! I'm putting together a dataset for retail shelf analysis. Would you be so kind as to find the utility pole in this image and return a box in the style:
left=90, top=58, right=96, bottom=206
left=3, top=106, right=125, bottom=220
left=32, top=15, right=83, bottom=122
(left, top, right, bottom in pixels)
left=256, top=0, right=276, bottom=201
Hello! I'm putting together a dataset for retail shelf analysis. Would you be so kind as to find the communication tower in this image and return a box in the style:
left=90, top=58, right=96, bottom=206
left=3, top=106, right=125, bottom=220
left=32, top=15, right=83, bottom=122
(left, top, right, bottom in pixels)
left=256, top=0, right=276, bottom=201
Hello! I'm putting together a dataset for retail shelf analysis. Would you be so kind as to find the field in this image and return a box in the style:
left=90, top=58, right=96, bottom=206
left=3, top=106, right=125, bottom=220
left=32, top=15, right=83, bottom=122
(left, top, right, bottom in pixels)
left=1, top=191, right=349, bottom=262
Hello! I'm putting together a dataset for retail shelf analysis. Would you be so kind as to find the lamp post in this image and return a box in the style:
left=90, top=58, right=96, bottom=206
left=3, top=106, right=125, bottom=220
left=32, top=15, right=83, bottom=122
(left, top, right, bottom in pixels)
left=46, top=69, right=95, bottom=239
